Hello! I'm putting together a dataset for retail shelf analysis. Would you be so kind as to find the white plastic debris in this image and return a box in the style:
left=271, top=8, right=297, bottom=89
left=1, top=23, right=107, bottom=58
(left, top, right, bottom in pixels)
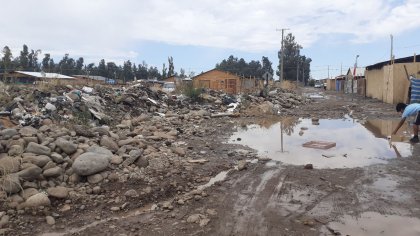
left=227, top=102, right=239, bottom=112
left=82, top=86, right=94, bottom=93
left=45, top=103, right=57, bottom=111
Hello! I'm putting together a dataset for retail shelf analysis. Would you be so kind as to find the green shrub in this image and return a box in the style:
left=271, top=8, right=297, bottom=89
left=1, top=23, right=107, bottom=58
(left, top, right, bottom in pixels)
left=308, top=79, right=315, bottom=86
left=183, top=84, right=202, bottom=102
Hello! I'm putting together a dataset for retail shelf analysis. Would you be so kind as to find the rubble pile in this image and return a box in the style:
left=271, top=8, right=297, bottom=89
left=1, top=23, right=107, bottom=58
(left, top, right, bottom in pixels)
left=241, top=88, right=311, bottom=115
left=0, top=82, right=307, bottom=234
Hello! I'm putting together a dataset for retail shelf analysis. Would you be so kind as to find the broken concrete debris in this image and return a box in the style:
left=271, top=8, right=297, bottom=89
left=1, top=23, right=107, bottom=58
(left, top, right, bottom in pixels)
left=302, top=141, right=336, bottom=150
left=0, top=82, right=309, bottom=234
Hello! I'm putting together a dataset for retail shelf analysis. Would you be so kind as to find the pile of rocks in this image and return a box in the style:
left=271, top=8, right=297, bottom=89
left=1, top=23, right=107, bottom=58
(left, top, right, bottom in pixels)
left=0, top=106, right=227, bottom=233
left=0, top=82, right=305, bottom=234
left=241, top=88, right=310, bottom=115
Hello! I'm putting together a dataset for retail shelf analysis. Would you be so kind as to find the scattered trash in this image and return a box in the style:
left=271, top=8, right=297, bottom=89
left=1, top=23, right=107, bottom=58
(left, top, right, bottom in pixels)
left=82, top=86, right=94, bottom=93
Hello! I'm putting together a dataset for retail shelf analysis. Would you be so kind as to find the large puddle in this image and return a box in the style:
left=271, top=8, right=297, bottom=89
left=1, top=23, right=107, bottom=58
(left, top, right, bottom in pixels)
left=322, top=212, right=420, bottom=236
left=229, top=117, right=414, bottom=168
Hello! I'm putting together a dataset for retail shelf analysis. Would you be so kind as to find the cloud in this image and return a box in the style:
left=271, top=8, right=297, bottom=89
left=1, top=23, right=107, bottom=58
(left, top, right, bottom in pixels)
left=1, top=0, right=419, bottom=62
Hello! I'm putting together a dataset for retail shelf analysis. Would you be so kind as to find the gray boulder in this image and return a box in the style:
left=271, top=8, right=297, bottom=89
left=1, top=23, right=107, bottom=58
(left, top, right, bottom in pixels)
left=8, top=145, right=24, bottom=156
left=19, top=126, right=38, bottom=137
left=25, top=142, right=51, bottom=156
left=0, top=157, right=20, bottom=175
left=22, top=155, right=51, bottom=167
left=43, top=166, right=62, bottom=178
left=100, top=136, right=119, bottom=152
left=72, top=152, right=109, bottom=176
left=0, top=129, right=18, bottom=139
left=47, top=186, right=68, bottom=199
left=86, top=146, right=113, bottom=159
left=55, top=138, right=77, bottom=155
left=23, top=193, right=50, bottom=208
left=122, top=149, right=143, bottom=167
left=17, top=165, right=42, bottom=181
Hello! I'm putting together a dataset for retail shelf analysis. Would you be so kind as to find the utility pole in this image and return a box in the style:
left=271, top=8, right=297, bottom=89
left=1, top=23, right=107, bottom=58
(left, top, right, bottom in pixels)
left=277, top=28, right=289, bottom=82
left=352, top=55, right=359, bottom=95
left=302, top=66, right=305, bottom=86
left=296, top=62, right=299, bottom=86
left=327, top=65, right=330, bottom=79
left=390, top=34, right=394, bottom=64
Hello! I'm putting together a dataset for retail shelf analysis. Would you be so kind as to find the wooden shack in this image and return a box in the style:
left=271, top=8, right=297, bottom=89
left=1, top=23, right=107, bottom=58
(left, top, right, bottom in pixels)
left=193, top=69, right=265, bottom=94
left=365, top=55, right=420, bottom=104
left=193, top=69, right=242, bottom=94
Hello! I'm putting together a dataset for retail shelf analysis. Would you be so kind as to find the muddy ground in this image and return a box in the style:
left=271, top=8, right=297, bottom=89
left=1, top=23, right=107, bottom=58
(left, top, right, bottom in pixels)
left=22, top=87, right=420, bottom=236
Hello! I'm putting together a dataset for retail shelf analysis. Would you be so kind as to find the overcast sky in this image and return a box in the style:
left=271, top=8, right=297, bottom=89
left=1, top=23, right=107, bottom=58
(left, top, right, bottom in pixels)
left=1, top=0, right=420, bottom=79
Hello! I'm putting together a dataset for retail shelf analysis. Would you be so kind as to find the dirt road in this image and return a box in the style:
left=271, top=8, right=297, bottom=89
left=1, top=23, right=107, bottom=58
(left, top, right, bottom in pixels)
left=39, top=88, right=420, bottom=236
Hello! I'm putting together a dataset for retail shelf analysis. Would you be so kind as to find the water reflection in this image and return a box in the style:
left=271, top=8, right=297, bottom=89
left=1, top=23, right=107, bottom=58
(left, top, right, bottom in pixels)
left=322, top=212, right=420, bottom=236
left=230, top=117, right=413, bottom=168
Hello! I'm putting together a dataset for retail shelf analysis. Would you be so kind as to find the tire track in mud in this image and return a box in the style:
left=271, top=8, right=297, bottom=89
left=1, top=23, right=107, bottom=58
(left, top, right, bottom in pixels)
left=210, top=167, right=289, bottom=236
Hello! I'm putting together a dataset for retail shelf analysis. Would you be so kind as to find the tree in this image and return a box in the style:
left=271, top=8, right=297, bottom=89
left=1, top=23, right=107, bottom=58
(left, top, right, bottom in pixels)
left=300, top=56, right=312, bottom=85
left=168, top=56, right=174, bottom=76
left=42, top=54, right=51, bottom=72
left=58, top=53, right=76, bottom=75
left=179, top=68, right=186, bottom=78
left=98, top=59, right=107, bottom=77
left=106, top=62, right=118, bottom=79
left=216, top=55, right=239, bottom=75
left=216, top=55, right=264, bottom=78
left=261, top=56, right=273, bottom=75
left=132, top=63, right=138, bottom=80
left=277, top=33, right=311, bottom=82
left=75, top=57, right=84, bottom=74
left=86, top=63, right=96, bottom=75
left=247, top=60, right=262, bottom=77
left=148, top=66, right=161, bottom=80
left=29, top=49, right=41, bottom=71
left=136, top=61, right=148, bottom=79
left=123, top=60, right=134, bottom=82
left=1, top=46, right=13, bottom=72
left=49, top=58, right=56, bottom=73
left=162, top=63, right=167, bottom=79
left=18, top=44, right=30, bottom=70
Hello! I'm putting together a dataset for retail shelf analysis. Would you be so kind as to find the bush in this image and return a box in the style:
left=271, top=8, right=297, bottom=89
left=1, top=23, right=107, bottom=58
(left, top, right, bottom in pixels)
left=308, top=79, right=315, bottom=86
left=182, top=84, right=202, bottom=102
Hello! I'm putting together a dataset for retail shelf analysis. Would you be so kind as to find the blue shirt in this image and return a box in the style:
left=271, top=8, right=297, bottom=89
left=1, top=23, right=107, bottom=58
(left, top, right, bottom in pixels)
left=402, top=103, right=420, bottom=118
left=410, top=77, right=420, bottom=103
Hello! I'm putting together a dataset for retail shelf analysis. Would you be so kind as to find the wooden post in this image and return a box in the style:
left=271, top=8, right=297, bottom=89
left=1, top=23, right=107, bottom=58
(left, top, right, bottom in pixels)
left=404, top=65, right=411, bottom=104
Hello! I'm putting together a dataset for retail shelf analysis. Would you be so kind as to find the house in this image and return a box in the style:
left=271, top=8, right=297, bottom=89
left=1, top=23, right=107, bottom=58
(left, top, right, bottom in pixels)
left=163, top=76, right=179, bottom=83
left=192, top=69, right=264, bottom=94
left=344, top=67, right=365, bottom=94
left=2, top=71, right=75, bottom=84
left=327, top=75, right=346, bottom=91
left=72, top=75, right=109, bottom=85
left=163, top=76, right=192, bottom=88
left=365, top=55, right=420, bottom=104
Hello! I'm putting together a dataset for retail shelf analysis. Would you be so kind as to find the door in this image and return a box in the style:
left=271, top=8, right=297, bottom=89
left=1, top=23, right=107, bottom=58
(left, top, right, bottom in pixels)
left=226, top=79, right=237, bottom=94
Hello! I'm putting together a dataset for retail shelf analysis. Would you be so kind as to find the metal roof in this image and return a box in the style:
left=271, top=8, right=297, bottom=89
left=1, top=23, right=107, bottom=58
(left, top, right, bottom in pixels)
left=73, top=75, right=108, bottom=81
left=366, top=54, right=420, bottom=70
left=15, top=71, right=75, bottom=79
left=347, top=67, right=365, bottom=77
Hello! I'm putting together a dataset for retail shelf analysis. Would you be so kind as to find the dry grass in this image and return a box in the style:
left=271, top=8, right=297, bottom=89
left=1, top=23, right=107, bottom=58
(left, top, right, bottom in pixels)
left=37, top=79, right=62, bottom=92
left=278, top=80, right=297, bottom=90
left=0, top=82, right=12, bottom=105
left=0, top=161, right=23, bottom=198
